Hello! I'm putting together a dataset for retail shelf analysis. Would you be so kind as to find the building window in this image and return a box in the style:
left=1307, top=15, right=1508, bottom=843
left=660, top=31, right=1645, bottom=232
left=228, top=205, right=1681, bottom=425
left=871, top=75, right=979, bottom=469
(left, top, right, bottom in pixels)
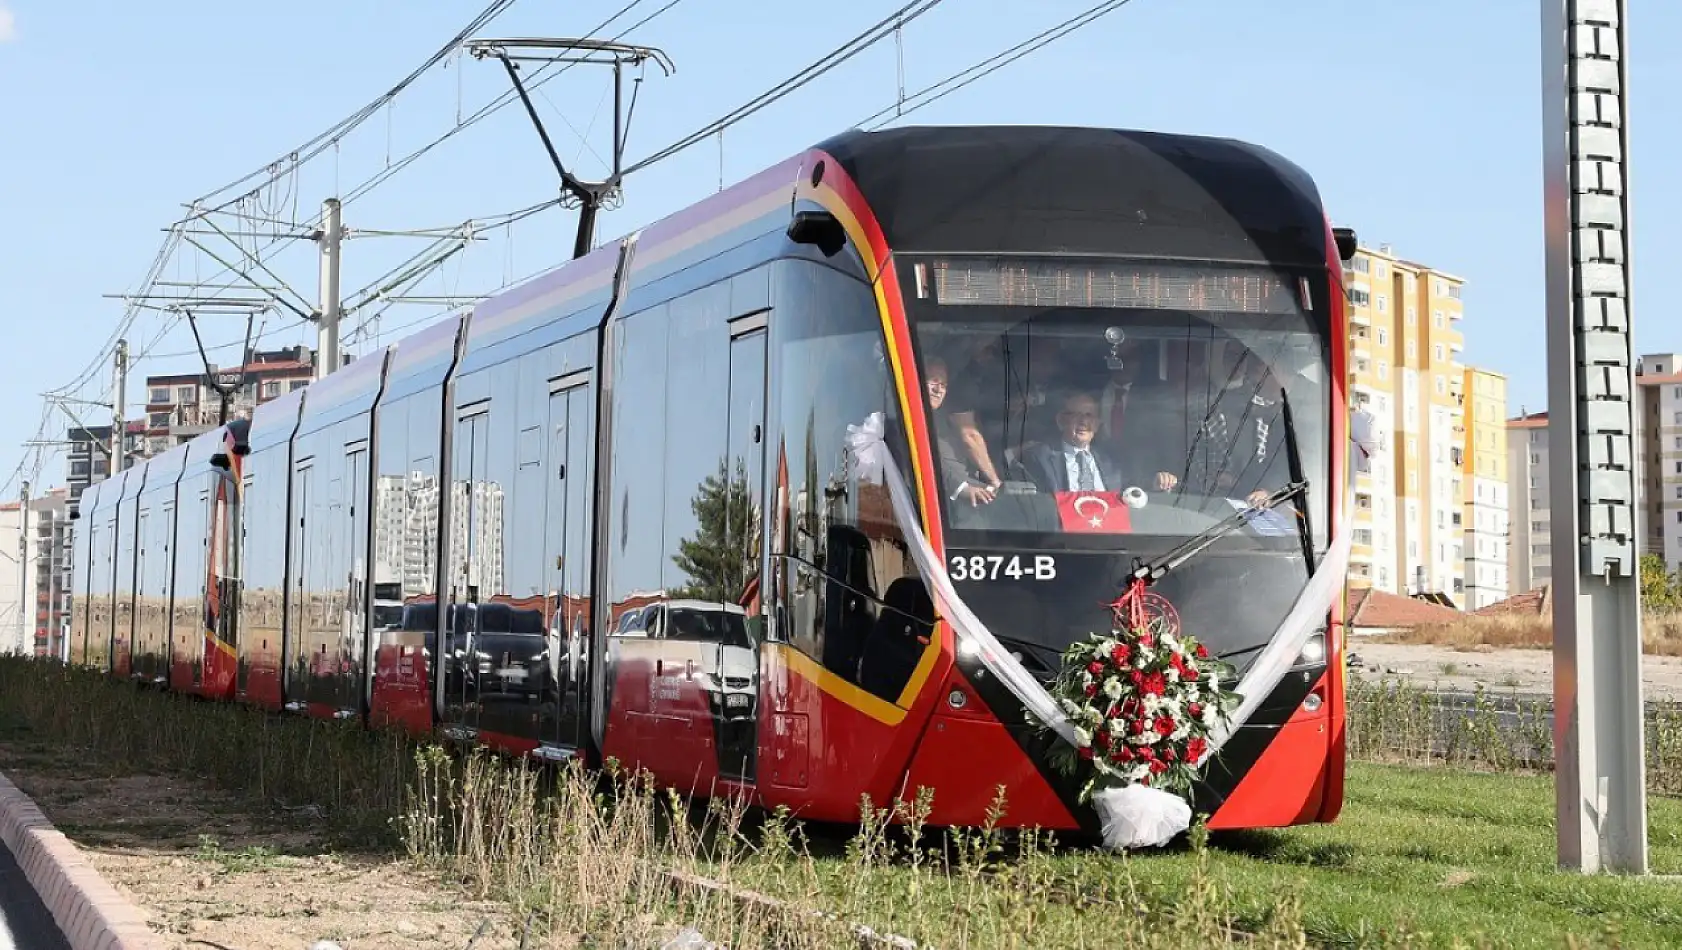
left=1448, top=285, right=1462, bottom=300
left=1435, top=376, right=1447, bottom=396
left=1350, top=287, right=1370, bottom=308
left=1351, top=256, right=1369, bottom=274
left=1435, top=313, right=1446, bottom=329
left=1407, top=437, right=1418, bottom=456
left=1435, top=344, right=1447, bottom=362
left=1356, top=493, right=1373, bottom=510
left=263, top=381, right=281, bottom=398
left=291, top=380, right=308, bottom=391
left=1376, top=328, right=1389, bottom=346
left=1355, top=529, right=1373, bottom=546
left=1378, top=361, right=1389, bottom=380
left=1408, top=541, right=1420, bottom=559
left=1355, top=356, right=1370, bottom=374
left=1675, top=486, right=1682, bottom=500
left=1674, top=411, right=1682, bottom=425
left=1406, top=340, right=1417, bottom=359
left=149, top=387, right=170, bottom=403
left=1377, top=295, right=1389, bottom=313
left=177, top=386, right=195, bottom=403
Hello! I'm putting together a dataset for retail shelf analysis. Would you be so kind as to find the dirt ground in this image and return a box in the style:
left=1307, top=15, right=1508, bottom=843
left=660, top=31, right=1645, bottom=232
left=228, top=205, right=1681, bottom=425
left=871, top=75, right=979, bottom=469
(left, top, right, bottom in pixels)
left=0, top=734, right=531, bottom=950
left=1348, top=639, right=1682, bottom=702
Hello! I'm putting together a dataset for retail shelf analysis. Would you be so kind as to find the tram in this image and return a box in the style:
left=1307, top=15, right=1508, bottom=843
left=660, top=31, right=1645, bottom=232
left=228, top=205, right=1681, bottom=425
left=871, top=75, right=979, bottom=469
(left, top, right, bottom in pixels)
left=70, top=125, right=1358, bottom=834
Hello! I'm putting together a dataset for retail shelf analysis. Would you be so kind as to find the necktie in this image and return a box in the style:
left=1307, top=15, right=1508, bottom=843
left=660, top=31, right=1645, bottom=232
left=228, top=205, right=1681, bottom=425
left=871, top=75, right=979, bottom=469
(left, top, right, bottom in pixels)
left=1076, top=450, right=1097, bottom=491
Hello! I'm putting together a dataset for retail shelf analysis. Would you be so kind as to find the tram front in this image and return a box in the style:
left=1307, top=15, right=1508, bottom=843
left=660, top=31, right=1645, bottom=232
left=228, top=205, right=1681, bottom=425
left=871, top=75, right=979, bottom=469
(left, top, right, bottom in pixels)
left=797, top=126, right=1351, bottom=834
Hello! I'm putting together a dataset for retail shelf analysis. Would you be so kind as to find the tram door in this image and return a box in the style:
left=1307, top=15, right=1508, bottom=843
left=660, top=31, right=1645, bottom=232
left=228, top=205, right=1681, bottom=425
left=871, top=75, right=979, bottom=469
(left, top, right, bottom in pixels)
left=717, top=324, right=766, bottom=783
left=543, top=377, right=593, bottom=753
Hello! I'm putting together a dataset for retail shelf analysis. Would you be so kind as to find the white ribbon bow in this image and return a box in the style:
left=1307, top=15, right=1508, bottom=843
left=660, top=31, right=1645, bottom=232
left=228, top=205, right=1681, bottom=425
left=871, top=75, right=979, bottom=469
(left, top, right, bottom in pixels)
left=844, top=411, right=1354, bottom=849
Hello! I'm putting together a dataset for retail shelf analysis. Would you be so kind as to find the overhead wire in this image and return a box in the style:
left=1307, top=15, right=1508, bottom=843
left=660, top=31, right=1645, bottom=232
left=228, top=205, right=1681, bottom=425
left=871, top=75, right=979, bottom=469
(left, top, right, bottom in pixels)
left=187, top=0, right=524, bottom=217
left=621, top=0, right=949, bottom=176
left=855, top=0, right=1140, bottom=129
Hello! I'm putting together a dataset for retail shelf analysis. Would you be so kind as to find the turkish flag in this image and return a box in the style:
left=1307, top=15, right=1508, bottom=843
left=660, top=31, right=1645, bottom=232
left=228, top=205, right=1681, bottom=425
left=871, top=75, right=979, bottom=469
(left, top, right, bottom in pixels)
left=1054, top=491, right=1132, bottom=533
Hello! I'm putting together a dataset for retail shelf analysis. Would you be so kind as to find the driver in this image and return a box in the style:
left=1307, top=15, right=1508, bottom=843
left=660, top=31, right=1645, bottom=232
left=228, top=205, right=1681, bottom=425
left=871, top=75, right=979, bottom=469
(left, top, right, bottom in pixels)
left=1188, top=344, right=1287, bottom=508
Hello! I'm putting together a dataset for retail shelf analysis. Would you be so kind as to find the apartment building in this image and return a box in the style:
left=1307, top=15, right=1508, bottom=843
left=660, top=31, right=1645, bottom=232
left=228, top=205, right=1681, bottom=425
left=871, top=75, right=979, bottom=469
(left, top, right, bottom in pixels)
left=0, top=500, right=33, bottom=655
left=1636, top=353, right=1682, bottom=571
left=1462, top=368, right=1510, bottom=609
left=143, top=346, right=314, bottom=456
left=1344, top=243, right=1473, bottom=605
left=1505, top=352, right=1682, bottom=596
left=30, top=489, right=71, bottom=657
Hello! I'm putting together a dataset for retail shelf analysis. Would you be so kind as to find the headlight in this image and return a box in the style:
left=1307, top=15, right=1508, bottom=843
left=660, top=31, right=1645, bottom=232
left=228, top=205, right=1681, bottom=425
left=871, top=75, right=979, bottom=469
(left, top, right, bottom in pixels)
left=1296, top=633, right=1326, bottom=666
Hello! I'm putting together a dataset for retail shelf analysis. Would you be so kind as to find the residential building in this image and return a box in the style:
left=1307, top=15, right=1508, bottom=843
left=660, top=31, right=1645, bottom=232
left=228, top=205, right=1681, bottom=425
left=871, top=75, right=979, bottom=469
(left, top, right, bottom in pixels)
left=1461, top=368, right=1510, bottom=609
left=65, top=422, right=147, bottom=501
left=1636, top=353, right=1682, bottom=572
left=1508, top=352, right=1682, bottom=595
left=143, top=346, right=314, bottom=456
left=1343, top=243, right=1468, bottom=605
left=0, top=500, right=36, bottom=655
left=30, top=489, right=71, bottom=657
left=1506, top=412, right=1550, bottom=595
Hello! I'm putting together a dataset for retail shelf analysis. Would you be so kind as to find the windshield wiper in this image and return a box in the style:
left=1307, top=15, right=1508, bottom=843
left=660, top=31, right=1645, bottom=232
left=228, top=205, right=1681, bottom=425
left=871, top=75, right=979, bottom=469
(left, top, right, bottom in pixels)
left=1128, top=479, right=1309, bottom=588
left=1279, top=390, right=1317, bottom=572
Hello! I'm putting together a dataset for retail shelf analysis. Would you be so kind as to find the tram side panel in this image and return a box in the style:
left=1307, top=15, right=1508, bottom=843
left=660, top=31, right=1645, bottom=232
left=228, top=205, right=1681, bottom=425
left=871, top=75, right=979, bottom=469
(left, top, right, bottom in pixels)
left=67, top=480, right=98, bottom=668
left=111, top=471, right=143, bottom=680
left=238, top=408, right=299, bottom=710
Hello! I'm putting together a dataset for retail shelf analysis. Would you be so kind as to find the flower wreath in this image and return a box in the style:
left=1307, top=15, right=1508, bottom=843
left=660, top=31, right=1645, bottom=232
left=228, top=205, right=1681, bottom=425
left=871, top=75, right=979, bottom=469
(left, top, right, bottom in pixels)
left=1044, top=593, right=1242, bottom=803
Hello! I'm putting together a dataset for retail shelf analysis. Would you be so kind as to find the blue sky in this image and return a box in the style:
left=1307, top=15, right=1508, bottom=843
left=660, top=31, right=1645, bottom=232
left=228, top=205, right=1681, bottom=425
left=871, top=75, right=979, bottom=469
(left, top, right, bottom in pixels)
left=1, top=0, right=1679, bottom=491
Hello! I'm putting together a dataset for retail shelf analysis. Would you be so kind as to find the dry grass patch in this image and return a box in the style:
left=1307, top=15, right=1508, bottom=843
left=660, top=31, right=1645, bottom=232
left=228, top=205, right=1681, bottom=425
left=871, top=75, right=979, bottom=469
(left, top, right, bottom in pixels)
left=1375, top=610, right=1682, bottom=657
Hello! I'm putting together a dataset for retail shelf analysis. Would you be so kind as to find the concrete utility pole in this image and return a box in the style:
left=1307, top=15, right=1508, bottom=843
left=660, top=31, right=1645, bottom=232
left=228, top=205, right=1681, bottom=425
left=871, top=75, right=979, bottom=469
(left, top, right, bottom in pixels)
left=111, top=339, right=129, bottom=473
left=14, top=480, right=28, bottom=656
left=1542, top=0, right=1648, bottom=874
left=317, top=197, right=343, bottom=380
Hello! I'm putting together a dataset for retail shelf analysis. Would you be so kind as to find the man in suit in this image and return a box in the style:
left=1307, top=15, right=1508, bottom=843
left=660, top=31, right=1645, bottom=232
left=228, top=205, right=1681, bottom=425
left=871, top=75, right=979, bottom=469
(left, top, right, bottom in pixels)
left=925, top=357, right=995, bottom=507
left=1027, top=391, right=1158, bottom=494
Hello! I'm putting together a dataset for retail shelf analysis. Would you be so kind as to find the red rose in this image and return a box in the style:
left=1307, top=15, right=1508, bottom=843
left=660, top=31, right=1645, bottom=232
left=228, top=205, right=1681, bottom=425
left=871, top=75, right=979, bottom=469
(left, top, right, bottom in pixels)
left=1149, top=759, right=1168, bottom=774
left=1137, top=745, right=1154, bottom=760
left=1113, top=746, right=1134, bottom=763
left=1110, top=644, right=1131, bottom=665
left=1079, top=746, right=1094, bottom=760
left=1097, top=730, right=1112, bottom=749
left=1106, top=703, right=1121, bottom=719
left=1162, top=746, right=1177, bottom=762
left=1188, top=702, right=1203, bottom=719
left=1139, top=773, right=1151, bottom=786
left=1084, top=683, right=1098, bottom=698
left=1130, top=669, right=1144, bottom=686
left=1137, top=633, right=1155, bottom=648
left=1142, top=673, right=1167, bottom=696
left=1184, top=664, right=1199, bottom=680
left=1088, top=661, right=1105, bottom=676
left=1153, top=716, right=1176, bottom=737
left=1187, top=737, right=1208, bottom=762
left=1195, top=643, right=1209, bottom=659
left=1128, top=718, right=1146, bottom=736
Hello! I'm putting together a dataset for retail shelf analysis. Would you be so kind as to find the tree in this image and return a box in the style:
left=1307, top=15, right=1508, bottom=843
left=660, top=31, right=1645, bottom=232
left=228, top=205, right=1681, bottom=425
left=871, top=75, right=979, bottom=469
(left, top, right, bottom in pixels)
left=1639, top=553, right=1681, bottom=612
left=670, top=458, right=757, bottom=603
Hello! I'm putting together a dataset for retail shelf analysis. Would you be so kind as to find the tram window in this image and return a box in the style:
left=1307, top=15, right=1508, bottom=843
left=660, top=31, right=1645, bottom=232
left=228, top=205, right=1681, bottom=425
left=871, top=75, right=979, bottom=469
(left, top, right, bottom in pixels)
left=773, top=259, right=920, bottom=699
left=604, top=304, right=671, bottom=620
left=661, top=285, right=733, bottom=601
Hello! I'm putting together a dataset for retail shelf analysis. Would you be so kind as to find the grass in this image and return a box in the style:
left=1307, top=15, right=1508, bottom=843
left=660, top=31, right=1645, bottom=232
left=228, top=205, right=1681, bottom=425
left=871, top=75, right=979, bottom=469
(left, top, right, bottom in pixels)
left=1378, top=611, right=1682, bottom=658
left=4, top=656, right=1682, bottom=947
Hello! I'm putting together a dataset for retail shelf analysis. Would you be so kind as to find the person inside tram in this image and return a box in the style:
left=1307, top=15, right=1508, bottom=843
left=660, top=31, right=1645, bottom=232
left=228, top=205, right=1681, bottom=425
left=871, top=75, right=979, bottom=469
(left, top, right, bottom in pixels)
left=940, top=337, right=1006, bottom=496
left=1024, top=391, right=1131, bottom=494
left=1093, top=336, right=1180, bottom=493
left=925, top=357, right=996, bottom=507
left=1185, top=341, right=1287, bottom=508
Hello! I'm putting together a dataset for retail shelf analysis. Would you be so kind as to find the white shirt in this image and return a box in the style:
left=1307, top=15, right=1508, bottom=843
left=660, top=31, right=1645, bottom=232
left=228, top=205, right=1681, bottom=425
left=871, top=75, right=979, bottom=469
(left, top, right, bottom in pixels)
left=1062, top=442, right=1105, bottom=492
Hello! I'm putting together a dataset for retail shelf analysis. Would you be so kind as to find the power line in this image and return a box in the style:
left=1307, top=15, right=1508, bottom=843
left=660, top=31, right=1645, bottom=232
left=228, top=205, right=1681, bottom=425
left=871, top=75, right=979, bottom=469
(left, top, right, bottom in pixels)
left=856, top=0, right=1140, bottom=130
left=187, top=0, right=524, bottom=217
left=622, top=0, right=948, bottom=176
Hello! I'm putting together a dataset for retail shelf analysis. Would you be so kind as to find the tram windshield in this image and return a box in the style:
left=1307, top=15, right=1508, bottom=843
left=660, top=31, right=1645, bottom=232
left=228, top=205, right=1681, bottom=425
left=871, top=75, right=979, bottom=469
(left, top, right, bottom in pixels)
left=900, top=255, right=1333, bottom=558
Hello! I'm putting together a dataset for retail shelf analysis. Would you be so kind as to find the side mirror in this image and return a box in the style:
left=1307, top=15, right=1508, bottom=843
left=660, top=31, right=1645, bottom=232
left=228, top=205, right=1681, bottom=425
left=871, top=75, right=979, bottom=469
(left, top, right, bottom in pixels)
left=787, top=210, right=847, bottom=257
left=1332, top=227, right=1359, bottom=263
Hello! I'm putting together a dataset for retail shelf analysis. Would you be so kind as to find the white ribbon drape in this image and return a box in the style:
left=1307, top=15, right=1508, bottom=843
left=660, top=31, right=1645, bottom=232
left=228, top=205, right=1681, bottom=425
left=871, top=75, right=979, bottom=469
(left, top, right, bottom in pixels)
left=845, top=411, right=1356, bottom=849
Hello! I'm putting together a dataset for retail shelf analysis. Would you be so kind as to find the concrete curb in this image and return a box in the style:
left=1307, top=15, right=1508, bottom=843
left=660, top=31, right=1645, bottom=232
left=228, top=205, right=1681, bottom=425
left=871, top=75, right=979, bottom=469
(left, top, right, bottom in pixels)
left=0, top=770, right=158, bottom=950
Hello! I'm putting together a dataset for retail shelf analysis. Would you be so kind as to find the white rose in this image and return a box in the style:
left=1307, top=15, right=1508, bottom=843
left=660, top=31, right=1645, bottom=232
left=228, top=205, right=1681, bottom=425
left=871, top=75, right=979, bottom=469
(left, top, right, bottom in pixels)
left=1105, top=678, right=1124, bottom=700
left=1075, top=726, right=1092, bottom=748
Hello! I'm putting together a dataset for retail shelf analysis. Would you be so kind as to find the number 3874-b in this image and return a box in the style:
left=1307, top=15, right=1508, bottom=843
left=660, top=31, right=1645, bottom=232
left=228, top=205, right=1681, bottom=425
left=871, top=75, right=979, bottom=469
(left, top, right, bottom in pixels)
left=947, top=554, right=1057, bottom=582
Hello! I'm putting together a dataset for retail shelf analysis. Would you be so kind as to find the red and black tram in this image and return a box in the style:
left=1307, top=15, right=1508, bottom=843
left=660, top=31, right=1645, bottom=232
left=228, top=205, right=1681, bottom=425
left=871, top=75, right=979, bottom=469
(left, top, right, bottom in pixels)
left=70, top=125, right=1357, bottom=834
